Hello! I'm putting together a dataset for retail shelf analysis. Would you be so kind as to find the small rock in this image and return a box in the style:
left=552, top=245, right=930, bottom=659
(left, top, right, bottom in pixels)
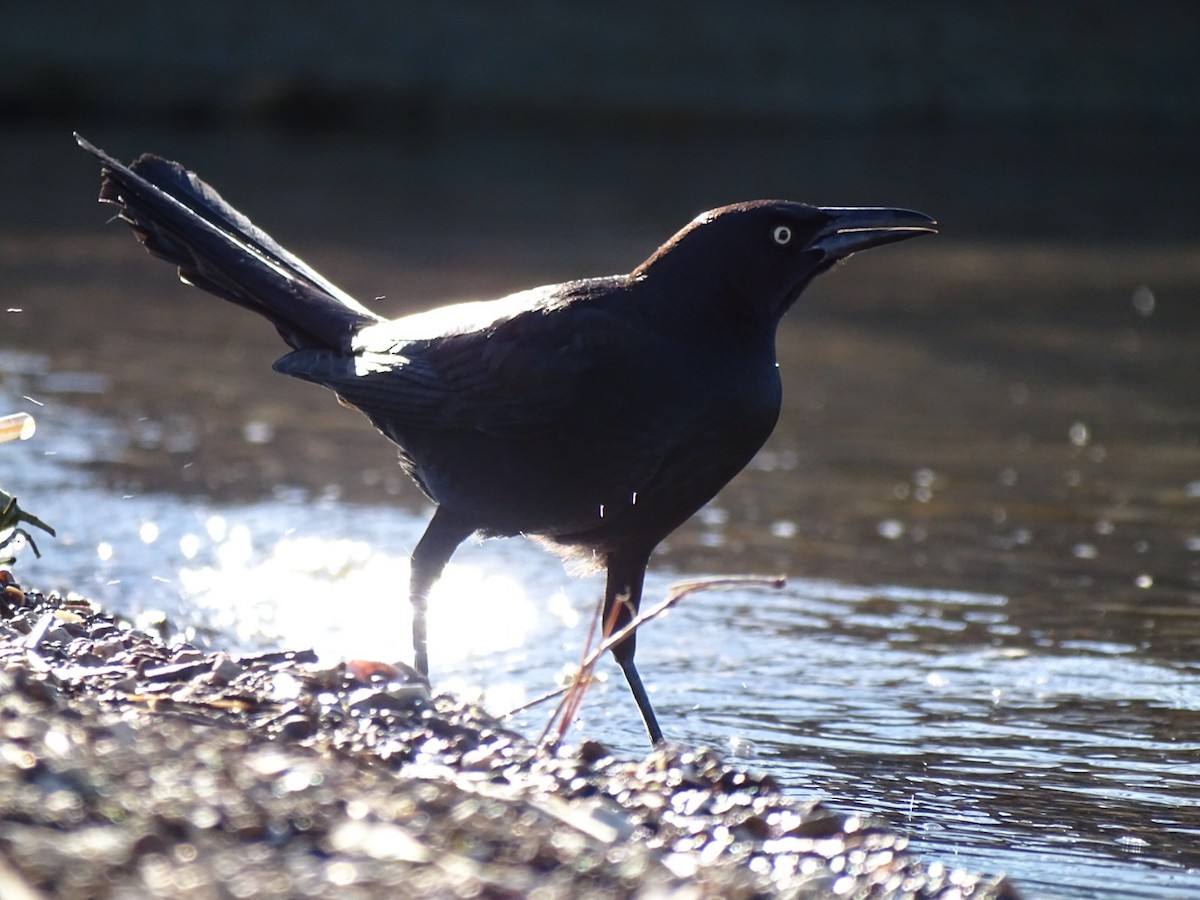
left=208, top=654, right=244, bottom=684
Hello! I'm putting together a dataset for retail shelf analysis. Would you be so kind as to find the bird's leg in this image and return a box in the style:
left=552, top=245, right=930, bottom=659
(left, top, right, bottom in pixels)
left=604, top=549, right=665, bottom=745
left=615, top=644, right=664, bottom=746
left=409, top=507, right=472, bottom=679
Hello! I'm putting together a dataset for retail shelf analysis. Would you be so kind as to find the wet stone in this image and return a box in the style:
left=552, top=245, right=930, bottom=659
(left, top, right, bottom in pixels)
left=208, top=653, right=244, bottom=683
left=0, top=575, right=1021, bottom=899
left=345, top=684, right=429, bottom=717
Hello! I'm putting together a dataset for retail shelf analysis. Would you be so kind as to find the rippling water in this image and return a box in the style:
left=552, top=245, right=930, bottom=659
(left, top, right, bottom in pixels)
left=3, top=126, right=1199, bottom=898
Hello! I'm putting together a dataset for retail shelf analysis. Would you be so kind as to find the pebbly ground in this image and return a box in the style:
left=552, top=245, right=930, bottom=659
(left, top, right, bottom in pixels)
left=0, top=572, right=1019, bottom=899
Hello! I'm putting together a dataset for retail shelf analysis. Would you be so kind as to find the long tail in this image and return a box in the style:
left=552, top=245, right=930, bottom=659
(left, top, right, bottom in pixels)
left=77, top=134, right=382, bottom=353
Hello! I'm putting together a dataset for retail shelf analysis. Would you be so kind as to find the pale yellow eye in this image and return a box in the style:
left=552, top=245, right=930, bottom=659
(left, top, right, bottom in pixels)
left=772, top=225, right=792, bottom=245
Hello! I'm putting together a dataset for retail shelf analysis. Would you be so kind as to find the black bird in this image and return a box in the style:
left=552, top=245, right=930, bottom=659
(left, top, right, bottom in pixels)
left=77, top=134, right=936, bottom=744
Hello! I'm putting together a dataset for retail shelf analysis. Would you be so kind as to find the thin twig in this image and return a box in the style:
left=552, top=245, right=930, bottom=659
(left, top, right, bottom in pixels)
left=533, top=585, right=608, bottom=747
left=506, top=574, right=786, bottom=745
left=548, top=594, right=626, bottom=745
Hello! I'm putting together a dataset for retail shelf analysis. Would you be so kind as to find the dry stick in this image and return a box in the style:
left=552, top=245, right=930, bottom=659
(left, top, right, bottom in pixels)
left=514, top=575, right=787, bottom=746
left=551, top=595, right=626, bottom=745
left=532, top=587, right=609, bottom=748
left=547, top=574, right=786, bottom=744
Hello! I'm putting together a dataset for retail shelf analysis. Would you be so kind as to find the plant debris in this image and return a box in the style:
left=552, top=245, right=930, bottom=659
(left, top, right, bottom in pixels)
left=1, top=413, right=56, bottom=564
left=0, top=489, right=56, bottom=563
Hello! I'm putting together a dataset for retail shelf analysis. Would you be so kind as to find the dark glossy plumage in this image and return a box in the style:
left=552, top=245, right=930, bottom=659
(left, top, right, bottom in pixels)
left=78, top=134, right=935, bottom=743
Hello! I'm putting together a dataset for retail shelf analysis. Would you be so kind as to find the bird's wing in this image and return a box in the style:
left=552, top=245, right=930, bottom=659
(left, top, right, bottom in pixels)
left=274, top=278, right=645, bottom=438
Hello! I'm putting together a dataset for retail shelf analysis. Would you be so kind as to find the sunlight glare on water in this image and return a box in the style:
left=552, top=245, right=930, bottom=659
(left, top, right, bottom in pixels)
left=177, top=527, right=543, bottom=673
left=2, top=414, right=568, bottom=705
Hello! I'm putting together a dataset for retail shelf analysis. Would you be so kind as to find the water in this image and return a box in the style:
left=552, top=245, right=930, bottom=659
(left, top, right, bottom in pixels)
left=3, top=125, right=1200, bottom=898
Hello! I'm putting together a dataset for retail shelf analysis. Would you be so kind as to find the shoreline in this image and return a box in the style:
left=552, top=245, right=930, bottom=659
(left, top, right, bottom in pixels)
left=0, top=573, right=1018, bottom=898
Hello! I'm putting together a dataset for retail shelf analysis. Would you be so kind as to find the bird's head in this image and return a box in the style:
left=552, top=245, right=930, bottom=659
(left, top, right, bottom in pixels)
left=633, top=200, right=937, bottom=327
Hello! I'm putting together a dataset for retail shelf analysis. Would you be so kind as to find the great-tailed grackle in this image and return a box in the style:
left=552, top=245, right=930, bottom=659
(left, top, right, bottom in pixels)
left=77, top=134, right=936, bottom=744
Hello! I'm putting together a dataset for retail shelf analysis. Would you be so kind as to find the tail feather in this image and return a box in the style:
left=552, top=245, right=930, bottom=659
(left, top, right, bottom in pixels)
left=77, top=134, right=382, bottom=352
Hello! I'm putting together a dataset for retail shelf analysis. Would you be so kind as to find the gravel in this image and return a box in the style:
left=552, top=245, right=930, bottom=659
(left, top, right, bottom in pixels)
left=0, top=572, right=1020, bottom=898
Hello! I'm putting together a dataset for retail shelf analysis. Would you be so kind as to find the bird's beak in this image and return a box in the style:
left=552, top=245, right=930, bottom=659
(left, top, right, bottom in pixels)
left=812, top=207, right=938, bottom=259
